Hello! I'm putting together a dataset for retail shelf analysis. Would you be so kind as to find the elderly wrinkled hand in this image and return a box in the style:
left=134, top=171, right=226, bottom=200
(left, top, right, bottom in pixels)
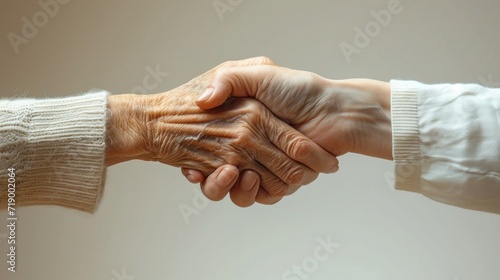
left=105, top=57, right=339, bottom=205
left=183, top=57, right=392, bottom=205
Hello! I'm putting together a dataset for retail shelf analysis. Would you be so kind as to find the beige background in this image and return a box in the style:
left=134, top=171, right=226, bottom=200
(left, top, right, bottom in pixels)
left=1, top=0, right=500, bottom=279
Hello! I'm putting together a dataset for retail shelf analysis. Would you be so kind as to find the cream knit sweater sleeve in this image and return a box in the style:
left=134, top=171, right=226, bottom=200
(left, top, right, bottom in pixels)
left=0, top=90, right=109, bottom=213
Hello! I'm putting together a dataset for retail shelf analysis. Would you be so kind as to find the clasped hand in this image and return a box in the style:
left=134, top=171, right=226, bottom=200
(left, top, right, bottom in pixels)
left=106, top=57, right=339, bottom=206
left=107, top=56, right=391, bottom=207
left=181, top=57, right=393, bottom=206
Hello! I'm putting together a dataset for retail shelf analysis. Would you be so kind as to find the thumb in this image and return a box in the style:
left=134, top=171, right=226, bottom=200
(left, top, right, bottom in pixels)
left=195, top=86, right=230, bottom=110
left=195, top=66, right=272, bottom=110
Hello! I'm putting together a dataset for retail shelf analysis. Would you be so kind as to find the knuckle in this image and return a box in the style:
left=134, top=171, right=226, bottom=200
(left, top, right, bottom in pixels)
left=242, top=98, right=263, bottom=111
left=233, top=126, right=254, bottom=144
left=219, top=59, right=236, bottom=68
left=286, top=165, right=307, bottom=185
left=230, top=126, right=260, bottom=160
left=214, top=67, right=229, bottom=78
left=262, top=177, right=289, bottom=197
left=254, top=56, right=275, bottom=65
left=224, top=152, right=245, bottom=167
left=211, top=68, right=232, bottom=86
left=289, top=138, right=313, bottom=161
left=236, top=104, right=264, bottom=125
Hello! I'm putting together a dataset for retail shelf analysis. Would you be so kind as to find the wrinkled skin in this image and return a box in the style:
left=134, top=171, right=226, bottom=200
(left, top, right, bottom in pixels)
left=197, top=64, right=392, bottom=158
left=106, top=57, right=339, bottom=205
left=184, top=58, right=392, bottom=205
left=144, top=94, right=322, bottom=199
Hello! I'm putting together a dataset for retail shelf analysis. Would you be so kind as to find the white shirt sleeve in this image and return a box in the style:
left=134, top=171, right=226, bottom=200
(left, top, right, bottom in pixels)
left=391, top=80, right=500, bottom=214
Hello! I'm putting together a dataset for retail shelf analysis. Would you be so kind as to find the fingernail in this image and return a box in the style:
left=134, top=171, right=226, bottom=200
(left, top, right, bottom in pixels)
left=216, top=167, right=237, bottom=186
left=184, top=170, right=198, bottom=183
left=186, top=174, right=196, bottom=183
left=197, top=87, right=214, bottom=102
left=242, top=176, right=258, bottom=191
left=329, top=161, right=340, bottom=174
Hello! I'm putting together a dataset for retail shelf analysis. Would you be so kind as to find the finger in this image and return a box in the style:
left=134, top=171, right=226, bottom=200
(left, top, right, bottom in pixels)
left=181, top=168, right=206, bottom=183
left=252, top=137, right=319, bottom=200
left=255, top=187, right=283, bottom=205
left=189, top=114, right=298, bottom=202
left=200, top=165, right=239, bottom=201
left=259, top=181, right=302, bottom=203
left=208, top=106, right=322, bottom=200
left=196, top=65, right=275, bottom=109
left=229, top=170, right=260, bottom=207
left=267, top=119, right=340, bottom=174
left=257, top=112, right=338, bottom=184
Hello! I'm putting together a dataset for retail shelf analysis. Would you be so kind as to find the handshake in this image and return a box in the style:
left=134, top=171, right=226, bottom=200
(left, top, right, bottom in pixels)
left=106, top=57, right=393, bottom=207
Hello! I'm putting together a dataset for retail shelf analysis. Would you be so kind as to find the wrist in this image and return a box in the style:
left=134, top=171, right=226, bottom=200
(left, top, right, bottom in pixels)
left=324, top=78, right=393, bottom=160
left=105, top=94, right=148, bottom=166
left=333, top=78, right=391, bottom=111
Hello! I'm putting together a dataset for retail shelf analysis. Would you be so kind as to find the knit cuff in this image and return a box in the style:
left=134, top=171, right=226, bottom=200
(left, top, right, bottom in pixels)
left=390, top=80, right=422, bottom=193
left=0, top=90, right=109, bottom=213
